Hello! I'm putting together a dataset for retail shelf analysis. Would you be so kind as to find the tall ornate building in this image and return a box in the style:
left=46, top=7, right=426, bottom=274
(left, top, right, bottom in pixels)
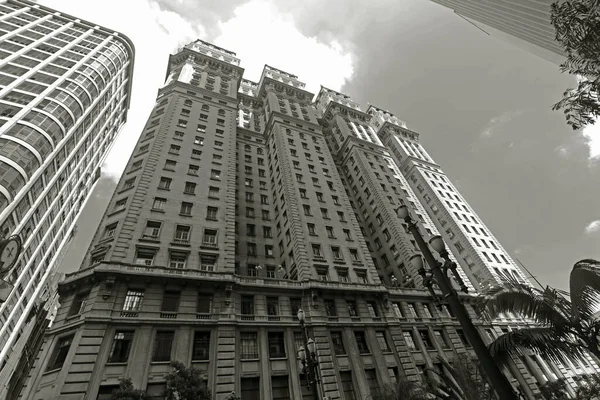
left=20, top=40, right=594, bottom=400
left=0, top=0, right=135, bottom=397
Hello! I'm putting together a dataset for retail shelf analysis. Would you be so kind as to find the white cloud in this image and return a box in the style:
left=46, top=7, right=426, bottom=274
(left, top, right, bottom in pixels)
left=582, top=122, right=600, bottom=160
left=213, top=0, right=354, bottom=94
left=40, top=0, right=207, bottom=178
left=480, top=110, right=523, bottom=138
left=584, top=220, right=600, bottom=235
left=40, top=0, right=355, bottom=179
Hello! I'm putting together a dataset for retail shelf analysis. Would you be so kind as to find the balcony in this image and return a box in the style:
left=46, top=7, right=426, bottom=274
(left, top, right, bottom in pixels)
left=160, top=311, right=177, bottom=319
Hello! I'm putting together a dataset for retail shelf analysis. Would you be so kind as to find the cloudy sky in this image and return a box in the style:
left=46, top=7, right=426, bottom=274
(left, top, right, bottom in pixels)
left=41, top=0, right=600, bottom=291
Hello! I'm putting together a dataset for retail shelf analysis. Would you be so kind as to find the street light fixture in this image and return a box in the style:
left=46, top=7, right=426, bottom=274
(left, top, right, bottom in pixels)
left=297, top=308, right=321, bottom=400
left=396, top=205, right=518, bottom=400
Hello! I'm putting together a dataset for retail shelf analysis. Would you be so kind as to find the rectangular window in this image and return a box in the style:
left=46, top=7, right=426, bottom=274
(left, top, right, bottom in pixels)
left=134, top=248, right=156, bottom=266
left=240, top=332, right=258, bottom=359
left=123, top=290, right=144, bottom=312
left=180, top=202, right=193, bottom=216
left=340, top=371, right=356, bottom=400
left=210, top=169, right=221, bottom=180
left=268, top=332, right=286, bottom=358
left=207, top=206, right=218, bottom=220
left=331, top=331, right=346, bottom=355
left=46, top=335, right=74, bottom=371
left=403, top=331, right=417, bottom=350
left=354, top=331, right=370, bottom=354
left=196, top=294, right=213, bottom=314
left=192, top=332, right=210, bottom=360
left=174, top=225, right=191, bottom=244
left=419, top=330, right=435, bottom=349
left=68, top=292, right=88, bottom=317
left=152, top=331, right=174, bottom=362
left=367, top=302, right=379, bottom=318
left=143, top=221, right=161, bottom=239
left=241, top=296, right=254, bottom=317
left=203, top=229, right=217, bottom=246
left=114, top=198, right=127, bottom=212
left=267, top=297, right=280, bottom=320
left=188, top=164, right=199, bottom=175
left=161, top=291, right=181, bottom=312
left=184, top=182, right=196, bottom=194
left=108, top=331, right=134, bottom=363
left=168, top=252, right=187, bottom=269
left=164, top=159, right=176, bottom=170
left=434, top=330, right=450, bottom=349
left=324, top=299, right=337, bottom=317
left=376, top=331, right=390, bottom=352
left=152, top=197, right=166, bottom=211
left=208, top=186, right=219, bottom=199
left=347, top=300, right=358, bottom=317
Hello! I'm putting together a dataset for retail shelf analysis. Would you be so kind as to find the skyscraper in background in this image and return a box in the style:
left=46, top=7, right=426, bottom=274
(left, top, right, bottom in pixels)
left=429, top=0, right=566, bottom=65
left=20, top=40, right=594, bottom=400
left=0, top=0, right=134, bottom=396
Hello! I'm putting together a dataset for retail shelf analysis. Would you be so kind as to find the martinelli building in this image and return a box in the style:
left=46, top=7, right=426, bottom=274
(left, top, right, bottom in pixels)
left=20, top=39, right=595, bottom=400
left=0, top=0, right=134, bottom=397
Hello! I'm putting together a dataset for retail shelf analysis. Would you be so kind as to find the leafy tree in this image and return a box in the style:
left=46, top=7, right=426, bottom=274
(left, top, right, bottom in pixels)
left=536, top=379, right=569, bottom=400
left=476, top=259, right=600, bottom=365
left=372, top=379, right=431, bottom=400
left=164, top=361, right=211, bottom=400
left=427, top=354, right=496, bottom=400
left=550, top=0, right=600, bottom=130
left=111, top=378, right=151, bottom=400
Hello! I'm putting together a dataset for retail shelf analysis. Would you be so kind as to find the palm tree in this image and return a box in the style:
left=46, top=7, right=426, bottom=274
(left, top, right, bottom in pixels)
left=427, top=355, right=496, bottom=400
left=372, top=379, right=431, bottom=400
left=476, top=259, right=600, bottom=366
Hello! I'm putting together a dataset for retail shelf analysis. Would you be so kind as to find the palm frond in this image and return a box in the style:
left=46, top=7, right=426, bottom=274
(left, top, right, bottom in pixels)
left=488, top=327, right=589, bottom=367
left=570, top=259, right=600, bottom=320
left=476, top=282, right=571, bottom=328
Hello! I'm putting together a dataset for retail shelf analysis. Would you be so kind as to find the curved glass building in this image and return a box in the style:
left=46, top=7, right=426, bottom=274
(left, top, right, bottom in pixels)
left=0, top=0, right=134, bottom=396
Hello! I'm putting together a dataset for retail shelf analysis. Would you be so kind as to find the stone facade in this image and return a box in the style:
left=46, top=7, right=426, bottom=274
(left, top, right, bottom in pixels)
left=18, top=39, right=596, bottom=400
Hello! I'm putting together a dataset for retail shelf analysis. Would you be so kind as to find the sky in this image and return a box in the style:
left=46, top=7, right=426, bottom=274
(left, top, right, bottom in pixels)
left=40, top=0, right=600, bottom=292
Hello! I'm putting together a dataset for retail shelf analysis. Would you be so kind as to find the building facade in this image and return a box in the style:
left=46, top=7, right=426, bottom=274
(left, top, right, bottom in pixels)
left=0, top=0, right=135, bottom=396
left=429, top=0, right=566, bottom=65
left=20, top=40, right=594, bottom=400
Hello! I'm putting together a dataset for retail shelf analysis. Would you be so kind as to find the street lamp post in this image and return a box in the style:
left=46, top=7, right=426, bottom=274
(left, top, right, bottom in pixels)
left=396, top=205, right=518, bottom=400
left=297, top=308, right=321, bottom=400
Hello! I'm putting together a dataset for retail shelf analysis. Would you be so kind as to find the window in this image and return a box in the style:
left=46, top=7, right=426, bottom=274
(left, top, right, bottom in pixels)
left=267, top=297, right=280, bottom=320
left=326, top=226, right=335, bottom=239
left=161, top=291, right=181, bottom=312
left=241, top=332, right=258, bottom=359
left=338, top=269, right=349, bottom=282
left=241, top=377, right=260, bottom=399
left=68, top=292, right=88, bottom=317
left=343, top=229, right=352, bottom=240
left=331, top=332, right=346, bottom=355
left=196, top=124, right=206, bottom=133
left=403, top=331, right=417, bottom=350
left=312, top=244, right=322, bottom=257
left=324, top=299, right=337, bottom=317
left=123, top=290, right=144, bottom=312
left=434, top=330, right=450, bottom=349
left=367, top=302, right=379, bottom=318
left=321, top=208, right=329, bottom=219
left=419, top=330, right=435, bottom=349
left=356, top=271, right=368, bottom=284
left=164, top=159, right=176, bottom=170
left=262, top=210, right=270, bottom=220
left=123, top=177, right=135, bottom=190
left=169, top=144, right=180, bottom=155
left=152, top=331, right=174, bottom=361
left=268, top=332, right=286, bottom=358
left=407, top=303, right=418, bottom=318
left=332, top=246, right=342, bottom=260
left=174, top=225, right=191, bottom=243
left=192, top=332, right=210, bottom=360
left=196, top=294, right=213, bottom=314
left=114, top=198, right=127, bottom=212
left=135, top=248, right=156, bottom=266
left=184, top=182, right=196, bottom=194
left=169, top=252, right=187, bottom=269
left=194, top=136, right=204, bottom=145
left=180, top=202, right=193, bottom=216
left=203, top=229, right=217, bottom=246
left=338, top=211, right=346, bottom=222
left=355, top=331, right=370, bottom=354
left=349, top=249, right=360, bottom=261
left=241, top=296, right=254, bottom=318
left=208, top=186, right=219, bottom=199
left=188, top=164, right=199, bottom=175
left=347, top=300, right=358, bottom=317
left=108, top=331, right=134, bottom=363
left=143, top=221, right=161, bottom=239
left=47, top=335, right=74, bottom=371
left=192, top=149, right=202, bottom=158
left=456, top=329, right=470, bottom=347
left=199, top=254, right=217, bottom=271
left=246, top=207, right=255, bottom=218
left=303, top=205, right=312, bottom=216
left=263, top=226, right=272, bottom=238
left=300, top=188, right=307, bottom=198
left=206, top=206, right=218, bottom=220
left=211, top=169, right=221, bottom=180
left=392, top=303, right=403, bottom=319
left=340, top=371, right=356, bottom=400
left=152, top=197, right=166, bottom=211
left=376, top=331, right=390, bottom=352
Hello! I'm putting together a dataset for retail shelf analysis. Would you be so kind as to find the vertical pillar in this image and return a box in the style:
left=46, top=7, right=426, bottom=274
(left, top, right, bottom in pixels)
left=214, top=325, right=236, bottom=399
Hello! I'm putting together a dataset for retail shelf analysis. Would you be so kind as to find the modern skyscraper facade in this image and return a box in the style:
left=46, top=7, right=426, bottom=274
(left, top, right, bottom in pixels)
left=20, top=40, right=594, bottom=400
left=0, top=0, right=134, bottom=396
left=429, top=0, right=566, bottom=65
